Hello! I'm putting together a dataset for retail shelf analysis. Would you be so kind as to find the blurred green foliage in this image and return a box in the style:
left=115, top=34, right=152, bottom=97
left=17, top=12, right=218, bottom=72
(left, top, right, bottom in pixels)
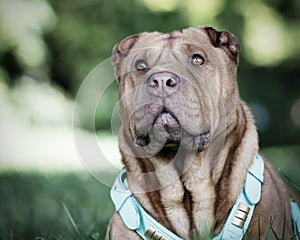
left=0, top=0, right=299, bottom=147
left=0, top=172, right=114, bottom=239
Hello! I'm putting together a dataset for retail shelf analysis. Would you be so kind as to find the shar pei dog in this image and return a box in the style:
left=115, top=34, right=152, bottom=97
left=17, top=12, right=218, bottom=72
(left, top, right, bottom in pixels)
left=106, top=26, right=300, bottom=239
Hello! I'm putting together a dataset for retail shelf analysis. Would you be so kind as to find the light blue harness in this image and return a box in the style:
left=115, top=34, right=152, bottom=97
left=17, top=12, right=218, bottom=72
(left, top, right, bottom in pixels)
left=110, top=154, right=300, bottom=239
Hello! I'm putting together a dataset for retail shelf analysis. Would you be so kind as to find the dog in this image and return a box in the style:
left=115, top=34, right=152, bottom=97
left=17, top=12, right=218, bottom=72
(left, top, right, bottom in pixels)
left=106, top=26, right=300, bottom=239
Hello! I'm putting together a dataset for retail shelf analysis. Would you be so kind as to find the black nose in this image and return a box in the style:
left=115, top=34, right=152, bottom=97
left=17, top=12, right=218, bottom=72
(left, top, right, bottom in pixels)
left=146, top=72, right=180, bottom=97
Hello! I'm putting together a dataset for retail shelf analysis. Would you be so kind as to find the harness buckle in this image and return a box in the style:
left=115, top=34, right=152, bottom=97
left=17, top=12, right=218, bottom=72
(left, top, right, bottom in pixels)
left=145, top=226, right=169, bottom=240
left=231, top=202, right=250, bottom=229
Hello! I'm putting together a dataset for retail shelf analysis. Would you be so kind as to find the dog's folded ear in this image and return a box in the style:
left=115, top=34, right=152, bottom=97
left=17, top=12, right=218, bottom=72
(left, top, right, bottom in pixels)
left=112, top=35, right=140, bottom=66
left=203, top=27, right=240, bottom=63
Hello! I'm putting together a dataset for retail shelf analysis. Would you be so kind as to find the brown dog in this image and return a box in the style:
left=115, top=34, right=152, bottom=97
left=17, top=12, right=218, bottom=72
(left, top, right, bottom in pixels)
left=106, top=27, right=299, bottom=239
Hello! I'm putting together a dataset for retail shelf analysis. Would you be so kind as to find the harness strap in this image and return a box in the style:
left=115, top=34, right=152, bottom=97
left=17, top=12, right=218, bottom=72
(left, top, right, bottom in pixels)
left=110, top=169, right=182, bottom=240
left=110, top=155, right=264, bottom=240
left=215, top=154, right=264, bottom=239
left=291, top=200, right=300, bottom=240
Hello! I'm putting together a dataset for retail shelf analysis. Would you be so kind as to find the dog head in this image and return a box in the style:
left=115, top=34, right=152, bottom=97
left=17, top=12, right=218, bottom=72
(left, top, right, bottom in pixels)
left=112, top=27, right=240, bottom=154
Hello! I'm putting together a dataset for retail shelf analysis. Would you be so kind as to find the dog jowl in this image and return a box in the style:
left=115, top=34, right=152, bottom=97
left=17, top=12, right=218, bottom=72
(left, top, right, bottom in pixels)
left=106, top=27, right=300, bottom=240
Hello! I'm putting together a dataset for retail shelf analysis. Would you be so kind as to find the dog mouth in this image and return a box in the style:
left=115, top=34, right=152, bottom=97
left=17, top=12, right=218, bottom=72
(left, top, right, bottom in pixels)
left=134, top=108, right=210, bottom=152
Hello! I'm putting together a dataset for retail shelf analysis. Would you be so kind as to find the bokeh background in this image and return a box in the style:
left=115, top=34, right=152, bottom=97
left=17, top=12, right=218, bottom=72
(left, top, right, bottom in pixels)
left=0, top=0, right=299, bottom=239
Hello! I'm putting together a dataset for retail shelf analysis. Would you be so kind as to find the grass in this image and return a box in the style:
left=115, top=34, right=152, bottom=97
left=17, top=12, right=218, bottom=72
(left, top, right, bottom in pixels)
left=0, top=171, right=114, bottom=239
left=0, top=146, right=299, bottom=239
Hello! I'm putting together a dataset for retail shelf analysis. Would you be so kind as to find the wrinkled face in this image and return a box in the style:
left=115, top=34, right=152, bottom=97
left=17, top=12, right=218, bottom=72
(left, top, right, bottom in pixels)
left=113, top=27, right=240, bottom=153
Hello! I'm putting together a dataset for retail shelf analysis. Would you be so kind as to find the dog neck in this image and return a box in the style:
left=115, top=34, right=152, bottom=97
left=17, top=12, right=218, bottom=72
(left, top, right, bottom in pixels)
left=119, top=101, right=258, bottom=239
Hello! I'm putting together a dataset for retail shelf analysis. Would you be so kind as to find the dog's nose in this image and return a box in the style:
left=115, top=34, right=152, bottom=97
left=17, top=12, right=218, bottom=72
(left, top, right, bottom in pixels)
left=146, top=72, right=180, bottom=97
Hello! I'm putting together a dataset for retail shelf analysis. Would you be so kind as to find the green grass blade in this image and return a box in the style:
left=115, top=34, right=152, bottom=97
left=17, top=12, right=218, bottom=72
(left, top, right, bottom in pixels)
left=281, top=206, right=286, bottom=240
left=258, top=215, right=261, bottom=240
left=278, top=169, right=300, bottom=193
left=62, top=201, right=81, bottom=238
left=270, top=226, right=280, bottom=240
left=293, top=221, right=300, bottom=240
left=265, top=217, right=275, bottom=240
left=268, top=216, right=281, bottom=240
left=10, top=229, right=13, bottom=240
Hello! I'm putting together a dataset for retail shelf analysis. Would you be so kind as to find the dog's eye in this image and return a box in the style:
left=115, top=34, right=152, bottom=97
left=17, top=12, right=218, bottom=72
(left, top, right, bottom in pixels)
left=191, top=54, right=205, bottom=65
left=135, top=60, right=148, bottom=71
